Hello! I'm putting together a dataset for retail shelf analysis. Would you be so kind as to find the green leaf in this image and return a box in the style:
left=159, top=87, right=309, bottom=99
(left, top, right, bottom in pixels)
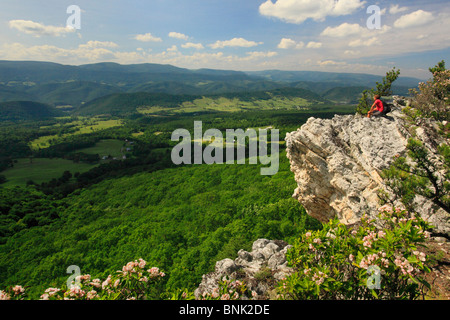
left=371, top=289, right=379, bottom=299
left=409, top=275, right=420, bottom=285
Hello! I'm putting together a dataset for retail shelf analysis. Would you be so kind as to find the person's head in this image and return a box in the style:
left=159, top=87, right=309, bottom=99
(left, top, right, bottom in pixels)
left=374, top=94, right=380, bottom=100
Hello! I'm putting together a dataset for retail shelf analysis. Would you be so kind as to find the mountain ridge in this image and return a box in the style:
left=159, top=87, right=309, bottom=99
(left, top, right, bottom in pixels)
left=0, top=60, right=422, bottom=109
left=0, top=100, right=64, bottom=121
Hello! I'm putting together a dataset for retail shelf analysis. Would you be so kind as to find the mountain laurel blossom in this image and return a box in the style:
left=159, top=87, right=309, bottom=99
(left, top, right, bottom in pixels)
left=278, top=206, right=433, bottom=300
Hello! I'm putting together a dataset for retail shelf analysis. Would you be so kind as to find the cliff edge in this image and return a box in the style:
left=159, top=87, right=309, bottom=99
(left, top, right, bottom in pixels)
left=285, top=97, right=449, bottom=236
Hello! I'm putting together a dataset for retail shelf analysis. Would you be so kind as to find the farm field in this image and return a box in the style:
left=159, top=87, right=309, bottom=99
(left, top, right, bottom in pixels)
left=1, top=158, right=98, bottom=187
left=77, top=139, right=126, bottom=159
left=136, top=96, right=314, bottom=115
left=29, top=119, right=123, bottom=149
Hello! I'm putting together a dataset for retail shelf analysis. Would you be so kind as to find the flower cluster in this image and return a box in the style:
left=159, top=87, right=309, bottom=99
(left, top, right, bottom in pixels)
left=121, top=258, right=147, bottom=274
left=1, top=258, right=169, bottom=301
left=279, top=206, right=433, bottom=300
left=65, top=286, right=86, bottom=300
left=311, top=271, right=328, bottom=286
left=359, top=252, right=389, bottom=270
left=0, top=285, right=26, bottom=300
left=40, top=258, right=165, bottom=300
left=40, top=288, right=61, bottom=300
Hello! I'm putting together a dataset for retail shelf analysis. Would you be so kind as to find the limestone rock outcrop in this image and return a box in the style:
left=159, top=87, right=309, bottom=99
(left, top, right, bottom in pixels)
left=285, top=97, right=449, bottom=236
left=194, top=239, right=293, bottom=299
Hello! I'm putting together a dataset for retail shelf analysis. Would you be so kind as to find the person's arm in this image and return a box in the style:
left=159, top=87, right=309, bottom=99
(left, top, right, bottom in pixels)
left=367, top=101, right=377, bottom=117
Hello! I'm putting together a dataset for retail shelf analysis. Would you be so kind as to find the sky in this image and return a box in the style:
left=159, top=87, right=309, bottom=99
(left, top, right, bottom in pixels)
left=0, top=0, right=449, bottom=79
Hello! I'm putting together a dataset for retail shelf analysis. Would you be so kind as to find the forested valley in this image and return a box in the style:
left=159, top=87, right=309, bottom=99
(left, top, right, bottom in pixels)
left=0, top=63, right=361, bottom=298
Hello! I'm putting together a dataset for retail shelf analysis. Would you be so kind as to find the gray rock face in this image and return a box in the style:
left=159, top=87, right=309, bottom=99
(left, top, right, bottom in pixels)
left=285, top=98, right=449, bottom=235
left=194, top=239, right=292, bottom=299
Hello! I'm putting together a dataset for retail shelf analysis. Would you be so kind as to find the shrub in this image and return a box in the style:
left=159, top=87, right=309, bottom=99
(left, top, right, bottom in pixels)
left=277, top=206, right=432, bottom=300
left=409, top=67, right=450, bottom=122
left=381, top=139, right=449, bottom=214
left=1, top=258, right=166, bottom=300
left=0, top=285, right=26, bottom=300
left=198, top=278, right=257, bottom=300
left=381, top=61, right=449, bottom=215
left=356, top=68, right=400, bottom=115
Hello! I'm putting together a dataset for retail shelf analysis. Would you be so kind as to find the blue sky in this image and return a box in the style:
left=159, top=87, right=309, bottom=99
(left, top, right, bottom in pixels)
left=0, top=0, right=449, bottom=79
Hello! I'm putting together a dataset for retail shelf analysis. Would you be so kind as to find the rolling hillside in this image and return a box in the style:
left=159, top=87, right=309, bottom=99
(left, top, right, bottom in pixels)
left=25, top=81, right=124, bottom=106
left=0, top=101, right=64, bottom=121
left=322, top=86, right=370, bottom=104
left=73, top=87, right=330, bottom=116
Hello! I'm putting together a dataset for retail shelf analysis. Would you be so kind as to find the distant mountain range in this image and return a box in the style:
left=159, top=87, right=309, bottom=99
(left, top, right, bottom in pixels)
left=0, top=60, right=423, bottom=117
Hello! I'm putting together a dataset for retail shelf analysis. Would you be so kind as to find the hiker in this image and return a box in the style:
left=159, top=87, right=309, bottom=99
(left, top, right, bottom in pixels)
left=367, top=94, right=385, bottom=118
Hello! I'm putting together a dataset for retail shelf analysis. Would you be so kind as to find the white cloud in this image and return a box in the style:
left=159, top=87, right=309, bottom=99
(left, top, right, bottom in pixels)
left=168, top=32, right=189, bottom=41
left=389, top=4, right=408, bottom=15
left=321, top=22, right=390, bottom=38
left=0, top=42, right=117, bottom=62
left=79, top=41, right=119, bottom=49
left=181, top=42, right=204, bottom=50
left=9, top=20, right=75, bottom=37
left=317, top=60, right=346, bottom=66
left=134, top=33, right=162, bottom=42
left=306, top=41, right=322, bottom=48
left=278, top=38, right=296, bottom=49
left=166, top=45, right=178, bottom=52
left=245, top=51, right=278, bottom=59
left=259, top=0, right=366, bottom=24
left=348, top=37, right=378, bottom=47
left=209, top=37, right=262, bottom=49
left=394, top=10, right=434, bottom=28
left=344, top=50, right=360, bottom=55
left=295, top=41, right=305, bottom=49
left=321, top=23, right=365, bottom=37
left=277, top=38, right=304, bottom=49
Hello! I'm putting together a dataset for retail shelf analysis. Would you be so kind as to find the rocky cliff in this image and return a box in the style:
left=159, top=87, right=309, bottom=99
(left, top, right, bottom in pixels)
left=285, top=97, right=449, bottom=236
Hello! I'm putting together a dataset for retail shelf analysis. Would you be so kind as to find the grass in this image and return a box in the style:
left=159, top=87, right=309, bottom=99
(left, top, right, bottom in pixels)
left=3, top=139, right=126, bottom=186
left=1, top=158, right=98, bottom=186
left=29, top=118, right=123, bottom=150
left=30, top=134, right=59, bottom=149
left=76, top=119, right=123, bottom=134
left=136, top=96, right=317, bottom=115
left=77, top=139, right=126, bottom=158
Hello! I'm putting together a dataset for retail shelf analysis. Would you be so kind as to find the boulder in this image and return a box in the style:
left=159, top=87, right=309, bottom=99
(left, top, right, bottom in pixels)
left=194, top=239, right=292, bottom=299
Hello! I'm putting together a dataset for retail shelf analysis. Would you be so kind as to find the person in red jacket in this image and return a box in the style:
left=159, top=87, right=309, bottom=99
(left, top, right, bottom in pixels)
left=367, top=94, right=384, bottom=118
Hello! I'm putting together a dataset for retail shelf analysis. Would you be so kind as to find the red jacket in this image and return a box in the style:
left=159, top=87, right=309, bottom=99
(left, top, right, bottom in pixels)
left=374, top=99, right=384, bottom=112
